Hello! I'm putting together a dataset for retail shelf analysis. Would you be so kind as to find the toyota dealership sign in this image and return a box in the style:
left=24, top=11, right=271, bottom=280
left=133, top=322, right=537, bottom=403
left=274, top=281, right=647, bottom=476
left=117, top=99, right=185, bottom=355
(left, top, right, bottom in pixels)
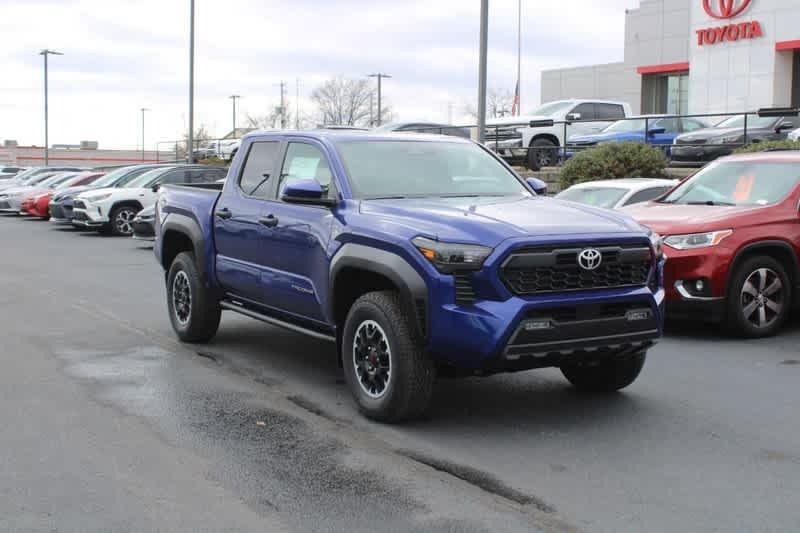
left=697, top=0, right=763, bottom=46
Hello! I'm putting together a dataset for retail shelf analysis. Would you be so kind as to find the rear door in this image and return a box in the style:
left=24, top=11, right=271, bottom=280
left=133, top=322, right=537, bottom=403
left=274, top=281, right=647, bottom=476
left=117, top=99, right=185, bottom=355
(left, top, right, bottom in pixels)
left=213, top=139, right=284, bottom=305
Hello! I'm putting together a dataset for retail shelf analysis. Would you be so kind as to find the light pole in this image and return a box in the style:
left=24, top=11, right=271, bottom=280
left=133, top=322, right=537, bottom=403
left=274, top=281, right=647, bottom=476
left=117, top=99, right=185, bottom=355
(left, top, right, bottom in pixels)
left=368, top=73, right=391, bottom=126
left=39, top=49, right=63, bottom=165
left=516, top=0, right=522, bottom=115
left=229, top=95, right=240, bottom=137
left=477, top=0, right=488, bottom=142
left=140, top=107, right=150, bottom=161
left=188, top=0, right=195, bottom=163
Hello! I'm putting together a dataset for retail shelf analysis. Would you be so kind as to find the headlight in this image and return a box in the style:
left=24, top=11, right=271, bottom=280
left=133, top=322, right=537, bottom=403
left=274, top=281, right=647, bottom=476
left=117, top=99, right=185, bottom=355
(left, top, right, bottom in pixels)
left=664, top=230, right=733, bottom=250
left=649, top=232, right=664, bottom=260
left=412, top=236, right=493, bottom=273
left=83, top=193, right=112, bottom=203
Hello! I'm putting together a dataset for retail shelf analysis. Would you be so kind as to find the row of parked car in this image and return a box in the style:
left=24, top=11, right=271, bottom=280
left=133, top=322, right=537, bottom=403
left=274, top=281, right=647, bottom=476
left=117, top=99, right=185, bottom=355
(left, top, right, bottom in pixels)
left=0, top=164, right=227, bottom=238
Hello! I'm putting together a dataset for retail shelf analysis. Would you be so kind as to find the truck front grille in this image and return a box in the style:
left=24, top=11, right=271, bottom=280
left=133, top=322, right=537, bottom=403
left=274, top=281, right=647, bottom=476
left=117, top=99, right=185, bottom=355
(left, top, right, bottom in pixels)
left=501, top=244, right=652, bottom=295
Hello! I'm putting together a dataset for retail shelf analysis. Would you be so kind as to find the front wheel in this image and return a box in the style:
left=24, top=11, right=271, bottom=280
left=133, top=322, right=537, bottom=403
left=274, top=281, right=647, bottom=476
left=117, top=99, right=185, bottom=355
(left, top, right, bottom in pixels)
left=166, top=252, right=221, bottom=343
left=342, top=291, right=435, bottom=422
left=526, top=138, right=558, bottom=171
left=109, top=205, right=140, bottom=236
left=726, top=255, right=791, bottom=338
left=561, top=350, right=646, bottom=392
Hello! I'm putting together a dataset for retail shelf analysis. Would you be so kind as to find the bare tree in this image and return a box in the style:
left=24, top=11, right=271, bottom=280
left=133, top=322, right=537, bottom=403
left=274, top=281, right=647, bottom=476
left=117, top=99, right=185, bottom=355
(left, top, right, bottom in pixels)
left=245, top=105, right=293, bottom=130
left=311, top=77, right=373, bottom=126
left=463, top=88, right=514, bottom=120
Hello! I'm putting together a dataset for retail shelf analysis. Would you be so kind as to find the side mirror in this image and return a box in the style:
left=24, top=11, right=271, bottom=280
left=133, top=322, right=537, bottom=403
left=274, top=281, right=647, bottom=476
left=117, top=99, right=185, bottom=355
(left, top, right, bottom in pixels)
left=151, top=183, right=161, bottom=193
left=648, top=127, right=667, bottom=135
left=776, top=121, right=795, bottom=132
left=565, top=112, right=582, bottom=122
left=280, top=179, right=337, bottom=207
left=526, top=177, right=548, bottom=195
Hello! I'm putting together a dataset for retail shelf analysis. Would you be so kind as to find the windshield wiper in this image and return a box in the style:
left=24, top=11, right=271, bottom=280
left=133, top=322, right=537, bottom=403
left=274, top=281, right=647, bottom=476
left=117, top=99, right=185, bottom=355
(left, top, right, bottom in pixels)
left=686, top=200, right=735, bottom=206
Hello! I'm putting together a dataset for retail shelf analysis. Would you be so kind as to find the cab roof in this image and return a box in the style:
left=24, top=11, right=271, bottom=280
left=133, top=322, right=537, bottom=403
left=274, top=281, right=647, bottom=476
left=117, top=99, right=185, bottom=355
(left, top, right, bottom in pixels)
left=243, top=129, right=473, bottom=144
left=717, top=150, right=800, bottom=163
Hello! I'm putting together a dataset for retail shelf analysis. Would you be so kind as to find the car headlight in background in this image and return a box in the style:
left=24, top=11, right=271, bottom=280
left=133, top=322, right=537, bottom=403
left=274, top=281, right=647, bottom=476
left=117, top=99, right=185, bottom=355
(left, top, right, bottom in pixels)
left=82, top=193, right=112, bottom=203
left=412, top=236, right=493, bottom=273
left=664, top=230, right=733, bottom=250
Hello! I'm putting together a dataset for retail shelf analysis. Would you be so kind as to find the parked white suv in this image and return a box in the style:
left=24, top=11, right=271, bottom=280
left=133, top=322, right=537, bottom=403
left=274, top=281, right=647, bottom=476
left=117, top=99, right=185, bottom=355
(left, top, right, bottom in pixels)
left=486, top=99, right=633, bottom=170
left=72, top=165, right=227, bottom=235
left=789, top=128, right=800, bottom=142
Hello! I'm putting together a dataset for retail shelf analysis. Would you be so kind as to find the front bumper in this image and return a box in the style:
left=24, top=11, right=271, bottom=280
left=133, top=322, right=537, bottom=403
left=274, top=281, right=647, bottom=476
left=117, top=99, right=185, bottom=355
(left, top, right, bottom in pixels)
left=428, top=286, right=665, bottom=373
left=670, top=144, right=733, bottom=165
left=661, top=245, right=729, bottom=322
left=71, top=205, right=109, bottom=228
left=0, top=197, right=23, bottom=212
left=49, top=202, right=74, bottom=224
left=132, top=219, right=155, bottom=240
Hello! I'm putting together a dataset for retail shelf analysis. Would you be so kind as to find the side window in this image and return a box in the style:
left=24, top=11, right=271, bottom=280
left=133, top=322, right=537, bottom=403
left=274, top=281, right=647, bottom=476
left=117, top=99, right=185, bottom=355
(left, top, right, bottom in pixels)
left=654, top=118, right=680, bottom=133
left=159, top=170, right=188, bottom=185
left=682, top=119, right=707, bottom=132
left=238, top=141, right=281, bottom=198
left=595, top=104, right=625, bottom=120
left=784, top=116, right=800, bottom=129
left=277, top=143, right=333, bottom=199
left=623, top=187, right=671, bottom=206
left=190, top=168, right=226, bottom=183
left=571, top=103, right=596, bottom=120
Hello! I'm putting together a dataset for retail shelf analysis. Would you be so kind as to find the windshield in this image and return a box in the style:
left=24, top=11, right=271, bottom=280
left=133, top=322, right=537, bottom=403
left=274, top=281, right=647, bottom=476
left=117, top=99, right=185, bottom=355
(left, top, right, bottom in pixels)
left=89, top=166, right=143, bottom=188
left=715, top=115, right=778, bottom=129
left=41, top=173, right=77, bottom=188
left=336, top=141, right=530, bottom=199
left=529, top=101, right=575, bottom=117
left=661, top=161, right=800, bottom=206
left=557, top=186, right=628, bottom=208
left=602, top=118, right=658, bottom=133
left=125, top=168, right=171, bottom=188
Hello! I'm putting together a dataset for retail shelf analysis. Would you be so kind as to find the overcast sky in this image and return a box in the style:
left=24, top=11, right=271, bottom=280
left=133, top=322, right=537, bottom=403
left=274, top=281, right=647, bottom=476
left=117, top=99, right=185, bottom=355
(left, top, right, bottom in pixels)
left=0, top=0, right=639, bottom=150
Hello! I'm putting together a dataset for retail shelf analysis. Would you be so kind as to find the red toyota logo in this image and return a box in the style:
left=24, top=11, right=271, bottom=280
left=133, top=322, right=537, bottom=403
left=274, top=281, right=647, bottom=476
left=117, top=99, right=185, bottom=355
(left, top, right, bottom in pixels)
left=703, top=0, right=752, bottom=19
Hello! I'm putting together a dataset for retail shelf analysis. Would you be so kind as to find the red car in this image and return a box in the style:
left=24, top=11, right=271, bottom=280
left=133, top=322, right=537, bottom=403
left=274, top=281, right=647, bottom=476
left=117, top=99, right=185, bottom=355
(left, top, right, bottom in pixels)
left=623, top=151, right=800, bottom=338
left=22, top=171, right=105, bottom=219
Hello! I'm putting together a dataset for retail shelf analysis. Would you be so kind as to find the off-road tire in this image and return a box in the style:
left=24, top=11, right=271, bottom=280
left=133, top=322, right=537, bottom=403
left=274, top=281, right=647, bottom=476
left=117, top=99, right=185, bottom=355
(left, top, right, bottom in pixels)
left=166, top=251, right=221, bottom=343
left=725, top=255, right=791, bottom=338
left=526, top=138, right=558, bottom=171
left=342, top=291, right=435, bottom=422
left=561, top=350, right=646, bottom=392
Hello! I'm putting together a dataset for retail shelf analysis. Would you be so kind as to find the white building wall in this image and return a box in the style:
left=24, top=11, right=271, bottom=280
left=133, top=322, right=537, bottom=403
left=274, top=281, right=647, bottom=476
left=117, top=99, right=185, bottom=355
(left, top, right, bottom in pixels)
left=542, top=0, right=800, bottom=115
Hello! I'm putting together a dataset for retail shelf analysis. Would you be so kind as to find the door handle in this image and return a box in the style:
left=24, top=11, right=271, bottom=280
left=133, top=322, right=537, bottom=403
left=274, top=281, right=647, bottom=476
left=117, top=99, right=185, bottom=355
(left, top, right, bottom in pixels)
left=258, top=214, right=279, bottom=228
left=215, top=207, right=232, bottom=219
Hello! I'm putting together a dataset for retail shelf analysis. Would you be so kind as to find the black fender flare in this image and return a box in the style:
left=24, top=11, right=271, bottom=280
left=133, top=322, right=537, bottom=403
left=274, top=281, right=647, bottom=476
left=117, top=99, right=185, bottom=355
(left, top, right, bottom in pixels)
left=728, top=239, right=800, bottom=292
left=329, top=243, right=428, bottom=340
left=161, top=213, right=208, bottom=283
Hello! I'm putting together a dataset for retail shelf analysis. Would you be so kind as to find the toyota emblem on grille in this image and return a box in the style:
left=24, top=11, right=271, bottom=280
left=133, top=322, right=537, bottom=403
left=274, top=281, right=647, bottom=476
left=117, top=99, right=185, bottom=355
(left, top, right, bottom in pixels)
left=578, top=248, right=602, bottom=270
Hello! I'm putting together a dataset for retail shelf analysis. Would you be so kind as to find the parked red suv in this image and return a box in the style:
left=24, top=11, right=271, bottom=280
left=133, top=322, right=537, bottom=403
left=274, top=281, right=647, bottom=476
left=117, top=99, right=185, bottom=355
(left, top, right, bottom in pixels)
left=623, top=151, right=800, bottom=337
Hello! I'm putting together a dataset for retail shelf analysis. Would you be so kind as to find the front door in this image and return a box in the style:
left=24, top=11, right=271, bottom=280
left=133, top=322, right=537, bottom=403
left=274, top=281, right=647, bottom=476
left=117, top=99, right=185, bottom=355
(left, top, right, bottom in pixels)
left=255, top=140, right=337, bottom=325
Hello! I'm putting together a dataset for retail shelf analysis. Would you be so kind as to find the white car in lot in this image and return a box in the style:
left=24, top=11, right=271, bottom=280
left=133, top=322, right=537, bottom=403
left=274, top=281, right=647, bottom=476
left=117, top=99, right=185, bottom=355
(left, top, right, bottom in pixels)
left=789, top=128, right=800, bottom=142
left=71, top=165, right=227, bottom=235
left=556, top=178, right=678, bottom=210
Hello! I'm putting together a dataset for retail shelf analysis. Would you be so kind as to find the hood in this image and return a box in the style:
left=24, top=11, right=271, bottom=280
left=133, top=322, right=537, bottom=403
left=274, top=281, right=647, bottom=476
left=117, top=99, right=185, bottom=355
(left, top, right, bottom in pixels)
left=358, top=196, right=645, bottom=247
left=54, top=184, right=94, bottom=201
left=77, top=186, right=118, bottom=199
left=486, top=114, right=548, bottom=127
left=621, top=201, right=761, bottom=235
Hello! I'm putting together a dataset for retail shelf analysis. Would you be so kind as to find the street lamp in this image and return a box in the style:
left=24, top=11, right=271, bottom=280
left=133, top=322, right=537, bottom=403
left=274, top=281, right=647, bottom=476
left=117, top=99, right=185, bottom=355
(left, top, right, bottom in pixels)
left=188, top=0, right=195, bottom=163
left=368, top=73, right=392, bottom=126
left=229, top=95, right=240, bottom=138
left=39, top=49, right=63, bottom=165
left=140, top=108, right=150, bottom=162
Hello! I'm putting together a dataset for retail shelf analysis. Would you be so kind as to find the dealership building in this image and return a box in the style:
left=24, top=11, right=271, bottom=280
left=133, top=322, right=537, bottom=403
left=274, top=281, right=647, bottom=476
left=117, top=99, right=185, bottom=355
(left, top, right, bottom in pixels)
left=541, top=0, right=800, bottom=115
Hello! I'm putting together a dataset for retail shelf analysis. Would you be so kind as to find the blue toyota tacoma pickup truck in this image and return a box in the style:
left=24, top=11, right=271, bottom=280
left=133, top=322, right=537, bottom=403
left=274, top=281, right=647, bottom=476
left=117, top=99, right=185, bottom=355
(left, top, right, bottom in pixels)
left=154, top=131, right=665, bottom=422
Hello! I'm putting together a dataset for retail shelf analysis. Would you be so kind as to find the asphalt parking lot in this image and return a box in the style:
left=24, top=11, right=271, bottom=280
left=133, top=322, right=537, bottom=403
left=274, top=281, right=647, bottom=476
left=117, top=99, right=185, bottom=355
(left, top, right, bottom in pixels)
left=1, top=214, right=799, bottom=533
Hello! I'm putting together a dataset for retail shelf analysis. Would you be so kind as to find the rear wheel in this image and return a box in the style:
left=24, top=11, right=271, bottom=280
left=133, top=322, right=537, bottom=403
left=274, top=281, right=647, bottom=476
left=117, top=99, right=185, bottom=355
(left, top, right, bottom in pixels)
left=526, top=138, right=558, bottom=171
left=342, top=291, right=435, bottom=422
left=726, top=255, right=791, bottom=338
left=561, top=350, right=646, bottom=392
left=110, top=205, right=140, bottom=236
left=166, top=252, right=221, bottom=343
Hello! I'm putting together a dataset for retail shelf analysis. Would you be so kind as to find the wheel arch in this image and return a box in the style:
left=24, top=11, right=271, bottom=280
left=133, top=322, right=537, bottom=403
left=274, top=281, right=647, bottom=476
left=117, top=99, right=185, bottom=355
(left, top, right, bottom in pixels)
left=330, top=244, right=429, bottom=349
left=160, top=214, right=208, bottom=285
left=529, top=133, right=560, bottom=147
left=109, top=199, right=143, bottom=213
left=727, top=240, right=800, bottom=297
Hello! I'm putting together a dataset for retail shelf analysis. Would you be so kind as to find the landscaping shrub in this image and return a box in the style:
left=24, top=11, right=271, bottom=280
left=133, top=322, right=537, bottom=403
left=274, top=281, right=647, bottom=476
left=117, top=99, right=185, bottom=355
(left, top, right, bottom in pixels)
left=560, top=142, right=668, bottom=189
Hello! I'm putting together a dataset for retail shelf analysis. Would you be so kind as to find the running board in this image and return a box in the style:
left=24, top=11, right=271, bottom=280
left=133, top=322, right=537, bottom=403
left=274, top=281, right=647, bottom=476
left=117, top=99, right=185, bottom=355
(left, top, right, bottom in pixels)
left=220, top=300, right=336, bottom=342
